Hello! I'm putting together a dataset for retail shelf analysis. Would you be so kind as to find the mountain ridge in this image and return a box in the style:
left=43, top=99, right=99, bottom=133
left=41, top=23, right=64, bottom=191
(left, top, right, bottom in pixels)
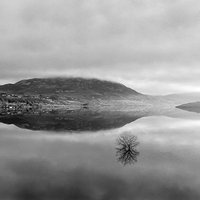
left=0, top=77, right=142, bottom=100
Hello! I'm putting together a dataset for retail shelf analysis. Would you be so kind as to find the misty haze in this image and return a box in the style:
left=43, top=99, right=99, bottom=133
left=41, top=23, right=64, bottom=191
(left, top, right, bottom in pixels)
left=1, top=1, right=200, bottom=200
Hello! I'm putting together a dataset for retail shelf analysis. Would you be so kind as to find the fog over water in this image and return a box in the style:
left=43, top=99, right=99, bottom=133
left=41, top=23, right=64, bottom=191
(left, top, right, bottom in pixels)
left=1, top=0, right=200, bottom=94
left=0, top=116, right=200, bottom=200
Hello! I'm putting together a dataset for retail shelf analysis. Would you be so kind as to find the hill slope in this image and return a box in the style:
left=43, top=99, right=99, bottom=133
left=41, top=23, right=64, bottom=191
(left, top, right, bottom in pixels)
left=177, top=102, right=200, bottom=113
left=0, top=78, right=142, bottom=100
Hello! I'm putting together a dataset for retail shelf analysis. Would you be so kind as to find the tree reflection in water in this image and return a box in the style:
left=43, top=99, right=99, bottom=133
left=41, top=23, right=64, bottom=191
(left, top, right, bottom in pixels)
left=116, top=133, right=139, bottom=166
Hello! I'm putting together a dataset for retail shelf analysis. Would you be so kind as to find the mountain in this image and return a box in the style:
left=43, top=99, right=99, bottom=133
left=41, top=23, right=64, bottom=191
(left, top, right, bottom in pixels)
left=2, top=77, right=200, bottom=113
left=177, top=102, right=200, bottom=113
left=0, top=78, right=142, bottom=100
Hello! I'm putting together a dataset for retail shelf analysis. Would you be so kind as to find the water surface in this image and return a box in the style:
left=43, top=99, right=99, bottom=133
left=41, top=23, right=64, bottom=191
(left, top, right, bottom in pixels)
left=0, top=111, right=200, bottom=200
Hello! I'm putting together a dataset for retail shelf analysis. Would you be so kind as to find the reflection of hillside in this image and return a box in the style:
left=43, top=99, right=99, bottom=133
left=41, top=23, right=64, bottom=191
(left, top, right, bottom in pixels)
left=0, top=109, right=144, bottom=131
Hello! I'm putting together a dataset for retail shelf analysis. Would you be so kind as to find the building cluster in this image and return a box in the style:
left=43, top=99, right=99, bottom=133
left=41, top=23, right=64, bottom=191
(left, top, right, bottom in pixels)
left=0, top=92, right=41, bottom=112
left=0, top=92, right=89, bottom=116
left=0, top=92, right=41, bottom=99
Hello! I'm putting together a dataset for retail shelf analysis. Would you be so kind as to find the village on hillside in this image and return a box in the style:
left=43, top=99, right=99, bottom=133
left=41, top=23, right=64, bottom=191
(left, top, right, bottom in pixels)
left=0, top=92, right=89, bottom=116
left=0, top=92, right=42, bottom=114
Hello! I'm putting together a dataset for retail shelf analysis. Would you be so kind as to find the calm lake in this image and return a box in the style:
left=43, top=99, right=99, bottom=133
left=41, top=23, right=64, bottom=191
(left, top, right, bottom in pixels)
left=0, top=110, right=200, bottom=200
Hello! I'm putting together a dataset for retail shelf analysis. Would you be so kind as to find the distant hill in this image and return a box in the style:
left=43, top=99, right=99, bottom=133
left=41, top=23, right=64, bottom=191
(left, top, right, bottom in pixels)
left=177, top=102, right=200, bottom=113
left=0, top=78, right=142, bottom=100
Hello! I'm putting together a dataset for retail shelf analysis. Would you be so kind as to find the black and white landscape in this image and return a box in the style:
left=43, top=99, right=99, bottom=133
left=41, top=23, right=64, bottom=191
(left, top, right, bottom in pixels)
left=0, top=77, right=199, bottom=131
left=1, top=1, right=200, bottom=200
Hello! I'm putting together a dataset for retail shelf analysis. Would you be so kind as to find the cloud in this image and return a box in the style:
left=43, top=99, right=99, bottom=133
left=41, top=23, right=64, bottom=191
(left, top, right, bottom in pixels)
left=0, top=0, right=200, bottom=94
left=0, top=157, right=198, bottom=200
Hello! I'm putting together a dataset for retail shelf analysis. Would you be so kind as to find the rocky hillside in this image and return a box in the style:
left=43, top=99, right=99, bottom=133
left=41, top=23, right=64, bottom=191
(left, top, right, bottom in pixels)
left=0, top=78, right=143, bottom=100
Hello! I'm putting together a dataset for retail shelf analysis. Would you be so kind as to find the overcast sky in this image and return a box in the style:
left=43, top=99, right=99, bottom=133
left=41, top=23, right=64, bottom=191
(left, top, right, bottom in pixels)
left=0, top=0, right=200, bottom=94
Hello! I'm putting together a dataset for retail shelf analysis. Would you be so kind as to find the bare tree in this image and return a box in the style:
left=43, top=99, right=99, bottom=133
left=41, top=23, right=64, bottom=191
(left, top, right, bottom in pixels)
left=116, top=133, right=139, bottom=166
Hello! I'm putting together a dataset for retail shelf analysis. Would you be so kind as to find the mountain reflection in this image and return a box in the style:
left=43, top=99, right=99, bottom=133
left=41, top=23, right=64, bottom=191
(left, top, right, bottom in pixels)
left=116, top=133, right=139, bottom=166
left=0, top=109, right=143, bottom=131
